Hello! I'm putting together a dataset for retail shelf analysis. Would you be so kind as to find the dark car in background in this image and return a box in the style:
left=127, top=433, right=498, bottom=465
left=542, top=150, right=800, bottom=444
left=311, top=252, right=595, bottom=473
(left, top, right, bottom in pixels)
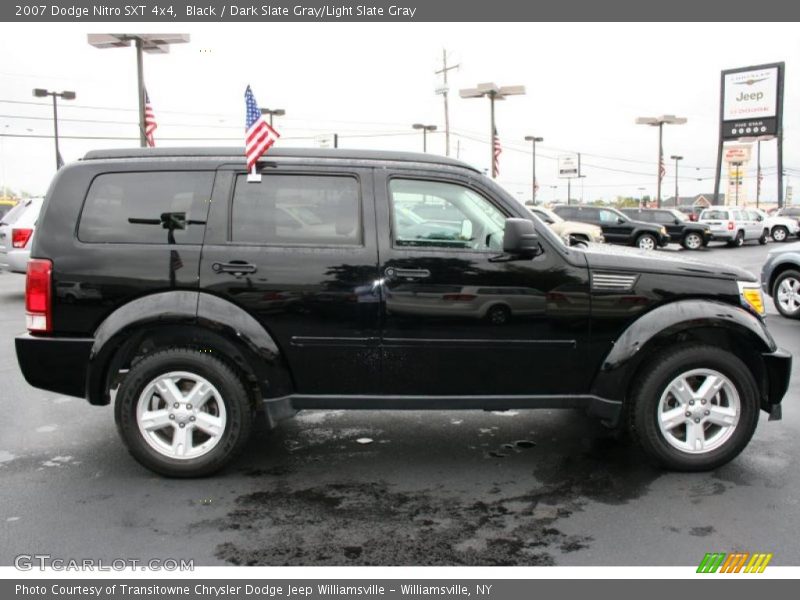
left=621, top=208, right=711, bottom=250
left=553, top=204, right=669, bottom=250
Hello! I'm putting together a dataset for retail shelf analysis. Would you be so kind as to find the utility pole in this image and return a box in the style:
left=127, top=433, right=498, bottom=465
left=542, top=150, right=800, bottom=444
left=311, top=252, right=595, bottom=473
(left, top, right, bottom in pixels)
left=435, top=49, right=459, bottom=157
left=670, top=155, right=683, bottom=208
left=756, top=140, right=762, bottom=208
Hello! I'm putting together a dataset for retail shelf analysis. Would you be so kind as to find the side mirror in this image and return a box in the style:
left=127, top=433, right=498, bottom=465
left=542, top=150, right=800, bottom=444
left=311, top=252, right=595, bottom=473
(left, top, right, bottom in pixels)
left=617, top=217, right=626, bottom=224
left=503, top=218, right=540, bottom=256
left=674, top=218, right=681, bottom=224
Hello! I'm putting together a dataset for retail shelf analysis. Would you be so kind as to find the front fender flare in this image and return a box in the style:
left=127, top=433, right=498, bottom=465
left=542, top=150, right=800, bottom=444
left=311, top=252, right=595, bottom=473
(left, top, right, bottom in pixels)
left=591, top=300, right=776, bottom=403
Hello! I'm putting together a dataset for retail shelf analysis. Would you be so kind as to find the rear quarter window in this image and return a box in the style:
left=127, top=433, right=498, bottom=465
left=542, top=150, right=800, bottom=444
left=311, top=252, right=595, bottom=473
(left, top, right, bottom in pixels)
left=78, top=172, right=213, bottom=244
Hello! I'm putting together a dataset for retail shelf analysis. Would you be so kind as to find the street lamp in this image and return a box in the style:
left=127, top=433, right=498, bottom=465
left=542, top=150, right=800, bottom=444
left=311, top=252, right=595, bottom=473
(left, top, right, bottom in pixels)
left=670, top=155, right=683, bottom=207
left=524, top=135, right=543, bottom=204
left=636, top=114, right=687, bottom=208
left=261, top=108, right=285, bottom=127
left=33, top=88, right=75, bottom=170
left=460, top=82, right=526, bottom=178
left=412, top=123, right=437, bottom=153
left=88, top=34, right=190, bottom=147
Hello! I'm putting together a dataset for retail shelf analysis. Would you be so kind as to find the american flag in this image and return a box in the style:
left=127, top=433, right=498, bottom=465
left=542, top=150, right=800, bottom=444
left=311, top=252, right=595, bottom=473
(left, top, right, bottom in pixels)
left=492, top=127, right=502, bottom=178
left=144, top=88, right=157, bottom=148
left=245, top=85, right=280, bottom=172
left=658, top=152, right=666, bottom=182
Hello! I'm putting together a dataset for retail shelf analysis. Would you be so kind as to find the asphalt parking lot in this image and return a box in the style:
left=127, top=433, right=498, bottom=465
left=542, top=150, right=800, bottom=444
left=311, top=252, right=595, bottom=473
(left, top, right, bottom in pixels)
left=1, top=241, right=799, bottom=567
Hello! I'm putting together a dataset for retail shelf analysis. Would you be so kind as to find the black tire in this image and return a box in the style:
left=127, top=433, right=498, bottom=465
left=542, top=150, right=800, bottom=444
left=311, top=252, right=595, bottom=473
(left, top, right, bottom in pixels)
left=771, top=226, right=789, bottom=243
left=759, top=229, right=769, bottom=245
left=486, top=304, right=511, bottom=325
left=727, top=230, right=745, bottom=247
left=681, top=232, right=704, bottom=250
left=635, top=233, right=657, bottom=251
left=628, top=344, right=759, bottom=471
left=772, top=269, right=800, bottom=319
left=114, top=348, right=254, bottom=477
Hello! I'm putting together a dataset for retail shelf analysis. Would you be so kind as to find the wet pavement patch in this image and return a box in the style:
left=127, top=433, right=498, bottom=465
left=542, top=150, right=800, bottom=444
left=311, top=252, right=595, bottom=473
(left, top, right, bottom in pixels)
left=213, top=481, right=593, bottom=566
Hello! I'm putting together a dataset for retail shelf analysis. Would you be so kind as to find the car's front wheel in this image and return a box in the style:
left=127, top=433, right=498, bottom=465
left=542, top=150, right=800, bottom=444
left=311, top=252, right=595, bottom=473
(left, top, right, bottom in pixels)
left=773, top=269, right=800, bottom=319
left=771, top=226, right=788, bottom=242
left=682, top=232, right=704, bottom=250
left=636, top=233, right=657, bottom=251
left=628, top=345, right=759, bottom=471
left=114, top=348, right=254, bottom=477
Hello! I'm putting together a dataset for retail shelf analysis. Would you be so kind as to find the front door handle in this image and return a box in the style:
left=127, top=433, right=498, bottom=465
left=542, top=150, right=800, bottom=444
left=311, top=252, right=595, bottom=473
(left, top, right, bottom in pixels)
left=384, top=267, right=430, bottom=280
left=212, top=261, right=257, bottom=275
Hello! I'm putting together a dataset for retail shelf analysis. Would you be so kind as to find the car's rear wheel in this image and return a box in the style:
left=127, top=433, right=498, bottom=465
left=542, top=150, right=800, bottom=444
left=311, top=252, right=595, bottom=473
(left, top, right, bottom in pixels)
left=628, top=345, right=759, bottom=471
left=682, top=232, right=703, bottom=250
left=727, top=230, right=745, bottom=247
left=486, top=304, right=511, bottom=325
left=759, top=229, right=769, bottom=245
left=773, top=269, right=800, bottom=319
left=114, top=348, right=254, bottom=477
left=636, top=233, right=657, bottom=251
left=771, top=226, right=788, bottom=242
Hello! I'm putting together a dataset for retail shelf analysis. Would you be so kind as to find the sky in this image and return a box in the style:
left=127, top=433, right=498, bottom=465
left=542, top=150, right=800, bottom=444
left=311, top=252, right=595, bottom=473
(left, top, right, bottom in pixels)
left=0, top=22, right=798, bottom=204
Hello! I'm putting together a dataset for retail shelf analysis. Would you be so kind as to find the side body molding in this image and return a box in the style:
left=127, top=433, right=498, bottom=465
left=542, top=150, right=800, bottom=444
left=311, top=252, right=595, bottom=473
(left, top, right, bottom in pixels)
left=591, top=300, right=777, bottom=403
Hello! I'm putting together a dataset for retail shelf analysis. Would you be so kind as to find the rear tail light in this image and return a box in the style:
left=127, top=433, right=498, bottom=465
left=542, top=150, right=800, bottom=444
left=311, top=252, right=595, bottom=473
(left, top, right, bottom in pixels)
left=12, top=228, right=33, bottom=248
left=727, top=222, right=735, bottom=231
left=25, top=259, right=52, bottom=333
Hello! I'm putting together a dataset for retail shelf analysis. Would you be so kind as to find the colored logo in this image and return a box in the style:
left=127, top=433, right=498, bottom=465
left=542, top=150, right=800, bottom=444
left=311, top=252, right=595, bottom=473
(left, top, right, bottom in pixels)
left=697, top=552, right=773, bottom=573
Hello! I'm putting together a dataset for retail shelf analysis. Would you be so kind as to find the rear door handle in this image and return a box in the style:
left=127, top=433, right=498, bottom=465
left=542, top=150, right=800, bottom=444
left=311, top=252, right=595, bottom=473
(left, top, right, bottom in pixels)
left=384, top=267, right=430, bottom=280
left=212, top=261, right=257, bottom=275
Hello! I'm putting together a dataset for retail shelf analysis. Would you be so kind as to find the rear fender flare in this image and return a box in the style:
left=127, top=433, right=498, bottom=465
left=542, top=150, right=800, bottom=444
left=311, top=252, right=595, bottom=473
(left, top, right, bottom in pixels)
left=87, top=291, right=292, bottom=404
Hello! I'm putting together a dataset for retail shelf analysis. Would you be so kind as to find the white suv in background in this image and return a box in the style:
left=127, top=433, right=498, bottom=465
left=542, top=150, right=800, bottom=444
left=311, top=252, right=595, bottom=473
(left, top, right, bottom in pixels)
left=699, top=206, right=768, bottom=247
left=0, top=197, right=44, bottom=273
left=748, top=207, right=800, bottom=242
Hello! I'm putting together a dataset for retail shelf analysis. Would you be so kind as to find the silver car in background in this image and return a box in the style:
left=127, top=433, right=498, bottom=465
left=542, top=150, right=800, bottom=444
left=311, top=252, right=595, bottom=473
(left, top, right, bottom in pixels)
left=761, top=241, right=800, bottom=319
left=0, top=197, right=44, bottom=273
left=699, top=206, right=768, bottom=247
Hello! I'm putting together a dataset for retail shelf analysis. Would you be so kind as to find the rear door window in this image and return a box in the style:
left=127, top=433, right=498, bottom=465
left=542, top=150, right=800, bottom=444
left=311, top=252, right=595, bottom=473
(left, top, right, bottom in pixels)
left=231, top=174, right=362, bottom=246
left=79, top=172, right=213, bottom=244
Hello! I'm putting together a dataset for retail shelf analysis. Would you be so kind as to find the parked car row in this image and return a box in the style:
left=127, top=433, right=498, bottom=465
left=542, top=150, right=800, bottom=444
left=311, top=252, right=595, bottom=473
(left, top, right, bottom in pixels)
left=530, top=204, right=800, bottom=252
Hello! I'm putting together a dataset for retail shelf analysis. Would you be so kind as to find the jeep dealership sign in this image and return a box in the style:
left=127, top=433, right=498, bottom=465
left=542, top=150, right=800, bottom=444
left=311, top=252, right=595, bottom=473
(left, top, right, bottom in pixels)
left=558, top=153, right=580, bottom=178
left=721, top=63, right=783, bottom=140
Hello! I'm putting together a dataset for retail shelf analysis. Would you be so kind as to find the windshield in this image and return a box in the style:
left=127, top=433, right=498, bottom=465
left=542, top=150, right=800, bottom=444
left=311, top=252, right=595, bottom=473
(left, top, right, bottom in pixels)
left=669, top=210, right=688, bottom=222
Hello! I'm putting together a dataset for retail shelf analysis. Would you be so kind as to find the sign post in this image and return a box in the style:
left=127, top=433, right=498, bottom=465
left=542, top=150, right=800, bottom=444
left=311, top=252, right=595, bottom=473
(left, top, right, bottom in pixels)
left=558, top=153, right=581, bottom=205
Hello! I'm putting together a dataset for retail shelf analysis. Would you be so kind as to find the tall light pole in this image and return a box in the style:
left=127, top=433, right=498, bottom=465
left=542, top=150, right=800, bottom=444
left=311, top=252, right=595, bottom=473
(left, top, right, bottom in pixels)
left=261, top=108, right=285, bottom=128
left=460, top=82, right=526, bottom=178
left=524, top=135, right=543, bottom=204
left=412, top=123, right=437, bottom=153
left=33, top=88, right=75, bottom=169
left=636, top=114, right=687, bottom=208
left=670, top=155, right=683, bottom=207
left=88, top=34, right=190, bottom=147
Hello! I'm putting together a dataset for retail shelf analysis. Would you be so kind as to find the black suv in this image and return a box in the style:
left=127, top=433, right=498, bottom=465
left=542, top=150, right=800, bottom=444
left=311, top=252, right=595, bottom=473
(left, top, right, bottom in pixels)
left=553, top=204, right=670, bottom=250
left=621, top=208, right=712, bottom=250
left=16, top=148, right=790, bottom=476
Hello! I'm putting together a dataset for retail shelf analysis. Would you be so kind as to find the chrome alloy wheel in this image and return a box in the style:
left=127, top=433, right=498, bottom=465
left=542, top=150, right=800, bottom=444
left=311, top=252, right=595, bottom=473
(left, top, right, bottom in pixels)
left=777, top=276, right=800, bottom=314
left=136, top=371, right=227, bottom=460
left=684, top=233, right=703, bottom=250
left=657, top=368, right=740, bottom=454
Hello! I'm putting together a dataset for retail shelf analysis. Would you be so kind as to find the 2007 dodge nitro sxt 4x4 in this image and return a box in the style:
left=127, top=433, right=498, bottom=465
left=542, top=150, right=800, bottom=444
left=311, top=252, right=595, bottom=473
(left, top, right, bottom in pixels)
left=16, top=148, right=791, bottom=476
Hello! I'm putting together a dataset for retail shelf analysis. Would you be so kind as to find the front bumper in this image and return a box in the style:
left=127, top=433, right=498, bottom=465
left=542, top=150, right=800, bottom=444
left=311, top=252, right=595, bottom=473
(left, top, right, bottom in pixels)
left=762, top=347, right=792, bottom=419
left=15, top=333, right=93, bottom=399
